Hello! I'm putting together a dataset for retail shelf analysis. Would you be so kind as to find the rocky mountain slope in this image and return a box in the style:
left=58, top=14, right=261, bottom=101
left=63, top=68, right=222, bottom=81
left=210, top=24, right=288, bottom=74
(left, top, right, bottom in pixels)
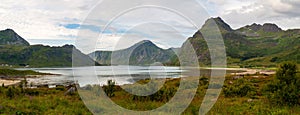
left=0, top=29, right=29, bottom=46
left=177, top=17, right=299, bottom=67
left=89, top=40, right=176, bottom=65
left=0, top=29, right=97, bottom=67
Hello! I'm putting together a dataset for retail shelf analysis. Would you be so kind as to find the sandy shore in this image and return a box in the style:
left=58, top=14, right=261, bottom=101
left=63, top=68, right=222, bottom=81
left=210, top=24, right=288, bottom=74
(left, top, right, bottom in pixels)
left=202, top=67, right=275, bottom=74
left=202, top=67, right=276, bottom=75
left=0, top=79, right=21, bottom=86
left=230, top=68, right=276, bottom=75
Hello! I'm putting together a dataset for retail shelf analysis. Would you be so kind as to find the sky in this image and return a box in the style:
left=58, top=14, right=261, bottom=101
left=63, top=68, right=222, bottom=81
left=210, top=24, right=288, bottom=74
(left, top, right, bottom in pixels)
left=1, top=0, right=300, bottom=53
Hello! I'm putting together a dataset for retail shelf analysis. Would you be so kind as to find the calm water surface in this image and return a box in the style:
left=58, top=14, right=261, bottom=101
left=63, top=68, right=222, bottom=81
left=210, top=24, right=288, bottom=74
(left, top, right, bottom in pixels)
left=18, top=66, right=239, bottom=86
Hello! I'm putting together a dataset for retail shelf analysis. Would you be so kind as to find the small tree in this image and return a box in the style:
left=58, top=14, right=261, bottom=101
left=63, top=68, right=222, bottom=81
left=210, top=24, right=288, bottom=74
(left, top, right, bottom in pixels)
left=6, top=86, right=14, bottom=99
left=223, top=79, right=256, bottom=97
left=104, top=80, right=116, bottom=97
left=276, top=62, right=297, bottom=84
left=264, top=62, right=300, bottom=106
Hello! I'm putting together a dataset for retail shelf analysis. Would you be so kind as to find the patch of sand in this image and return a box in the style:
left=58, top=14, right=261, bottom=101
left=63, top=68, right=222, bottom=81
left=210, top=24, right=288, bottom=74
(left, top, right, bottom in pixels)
left=230, top=69, right=275, bottom=75
left=0, top=79, right=21, bottom=86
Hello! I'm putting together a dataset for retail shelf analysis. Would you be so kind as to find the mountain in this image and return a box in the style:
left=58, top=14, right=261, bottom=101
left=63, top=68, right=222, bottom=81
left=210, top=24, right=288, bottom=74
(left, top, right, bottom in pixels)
left=0, top=29, right=30, bottom=46
left=90, top=17, right=299, bottom=67
left=176, top=17, right=299, bottom=67
left=201, top=17, right=233, bottom=32
left=0, top=29, right=97, bottom=67
left=178, top=17, right=254, bottom=66
left=236, top=23, right=283, bottom=37
left=89, top=40, right=176, bottom=65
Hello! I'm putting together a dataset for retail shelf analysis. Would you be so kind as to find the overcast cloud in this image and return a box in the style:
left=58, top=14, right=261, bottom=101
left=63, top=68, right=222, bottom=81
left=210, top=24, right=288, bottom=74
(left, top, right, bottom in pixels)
left=0, top=0, right=299, bottom=53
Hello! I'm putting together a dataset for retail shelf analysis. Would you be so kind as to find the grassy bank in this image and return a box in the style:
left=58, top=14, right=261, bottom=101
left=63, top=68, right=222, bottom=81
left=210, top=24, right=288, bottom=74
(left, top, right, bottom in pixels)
left=0, top=86, right=92, bottom=114
left=1, top=74, right=299, bottom=114
left=0, top=68, right=52, bottom=78
left=0, top=63, right=299, bottom=114
left=78, top=73, right=300, bottom=114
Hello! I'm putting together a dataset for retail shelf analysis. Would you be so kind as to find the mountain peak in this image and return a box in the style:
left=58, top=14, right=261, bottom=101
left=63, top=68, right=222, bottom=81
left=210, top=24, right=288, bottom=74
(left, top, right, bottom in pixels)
left=261, top=23, right=282, bottom=32
left=139, top=40, right=152, bottom=44
left=0, top=29, right=30, bottom=46
left=240, top=23, right=282, bottom=33
left=134, top=40, right=157, bottom=47
left=201, top=17, right=233, bottom=32
left=3, top=28, right=15, bottom=32
left=246, top=23, right=263, bottom=31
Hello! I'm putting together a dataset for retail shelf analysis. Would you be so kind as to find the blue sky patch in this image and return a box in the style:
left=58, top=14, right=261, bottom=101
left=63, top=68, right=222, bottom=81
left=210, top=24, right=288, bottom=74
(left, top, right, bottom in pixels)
left=62, top=24, right=80, bottom=29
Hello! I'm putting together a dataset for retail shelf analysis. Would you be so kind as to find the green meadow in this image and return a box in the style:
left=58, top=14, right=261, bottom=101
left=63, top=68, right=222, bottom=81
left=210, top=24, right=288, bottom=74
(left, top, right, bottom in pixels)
left=0, top=62, right=299, bottom=114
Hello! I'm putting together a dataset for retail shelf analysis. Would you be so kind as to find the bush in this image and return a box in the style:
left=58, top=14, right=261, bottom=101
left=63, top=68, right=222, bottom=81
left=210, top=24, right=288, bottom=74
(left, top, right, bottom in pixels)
left=6, top=86, right=21, bottom=99
left=223, top=79, right=256, bottom=97
left=132, top=86, right=176, bottom=102
left=200, top=77, right=209, bottom=85
left=103, top=80, right=116, bottom=97
left=264, top=62, right=300, bottom=106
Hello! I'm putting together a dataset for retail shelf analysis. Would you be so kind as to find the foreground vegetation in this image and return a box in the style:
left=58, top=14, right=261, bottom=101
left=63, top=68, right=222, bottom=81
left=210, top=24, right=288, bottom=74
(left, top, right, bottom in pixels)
left=0, top=86, right=91, bottom=114
left=0, top=62, right=299, bottom=114
left=78, top=62, right=299, bottom=114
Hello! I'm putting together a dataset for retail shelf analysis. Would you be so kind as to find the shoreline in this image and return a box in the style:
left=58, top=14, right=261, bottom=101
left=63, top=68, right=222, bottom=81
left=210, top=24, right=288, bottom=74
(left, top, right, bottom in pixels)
left=0, top=79, right=21, bottom=86
left=0, top=67, right=277, bottom=87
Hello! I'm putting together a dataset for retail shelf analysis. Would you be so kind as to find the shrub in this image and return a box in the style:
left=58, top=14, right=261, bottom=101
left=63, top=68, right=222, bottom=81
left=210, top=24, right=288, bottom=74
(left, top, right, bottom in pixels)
left=132, top=86, right=176, bottom=102
left=5, top=87, right=15, bottom=99
left=103, top=80, right=116, bottom=97
left=276, top=62, right=297, bottom=84
left=200, top=77, right=209, bottom=85
left=264, top=62, right=300, bottom=106
left=223, top=79, right=256, bottom=97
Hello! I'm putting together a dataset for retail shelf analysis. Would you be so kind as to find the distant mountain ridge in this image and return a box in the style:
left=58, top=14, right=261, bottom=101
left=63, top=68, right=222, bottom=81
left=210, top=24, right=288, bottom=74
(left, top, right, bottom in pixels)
left=90, top=17, right=299, bottom=67
left=0, top=29, right=97, bottom=67
left=89, top=40, right=176, bottom=65
left=177, top=17, right=299, bottom=67
left=1, top=16, right=299, bottom=67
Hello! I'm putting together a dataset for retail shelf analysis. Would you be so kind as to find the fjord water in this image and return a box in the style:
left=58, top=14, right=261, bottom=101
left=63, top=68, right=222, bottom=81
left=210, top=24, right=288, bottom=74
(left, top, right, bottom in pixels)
left=19, top=66, right=237, bottom=87
left=19, top=66, right=184, bottom=86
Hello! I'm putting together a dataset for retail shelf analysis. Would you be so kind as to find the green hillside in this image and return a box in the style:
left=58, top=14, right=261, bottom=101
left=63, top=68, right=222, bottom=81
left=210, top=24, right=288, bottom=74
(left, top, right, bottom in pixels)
left=0, top=29, right=29, bottom=46
left=90, top=40, right=176, bottom=65
left=0, top=29, right=97, bottom=67
left=175, top=17, right=300, bottom=67
left=1, top=16, right=299, bottom=68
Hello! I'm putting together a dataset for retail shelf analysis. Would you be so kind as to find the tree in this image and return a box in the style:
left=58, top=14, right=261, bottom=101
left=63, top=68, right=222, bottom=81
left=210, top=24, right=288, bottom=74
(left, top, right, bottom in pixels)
left=276, top=62, right=297, bottom=84
left=6, top=86, right=14, bottom=99
left=104, top=80, right=116, bottom=97
left=264, top=62, right=300, bottom=106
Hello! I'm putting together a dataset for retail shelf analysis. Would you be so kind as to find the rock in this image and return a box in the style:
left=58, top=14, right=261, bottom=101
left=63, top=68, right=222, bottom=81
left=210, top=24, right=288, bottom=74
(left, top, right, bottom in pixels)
left=261, top=23, right=282, bottom=32
left=233, top=76, right=244, bottom=80
left=247, top=99, right=253, bottom=102
left=64, top=87, right=76, bottom=96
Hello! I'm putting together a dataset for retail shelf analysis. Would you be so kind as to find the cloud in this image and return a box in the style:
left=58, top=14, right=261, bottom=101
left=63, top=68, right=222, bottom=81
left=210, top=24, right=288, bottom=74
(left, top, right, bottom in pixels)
left=0, top=0, right=98, bottom=44
left=212, top=0, right=300, bottom=29
left=1, top=0, right=299, bottom=53
left=75, top=0, right=212, bottom=53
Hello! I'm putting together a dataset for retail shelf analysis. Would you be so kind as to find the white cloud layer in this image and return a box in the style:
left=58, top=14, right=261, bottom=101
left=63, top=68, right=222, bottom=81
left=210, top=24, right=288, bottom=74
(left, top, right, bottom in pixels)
left=1, top=0, right=300, bottom=53
left=217, top=0, right=300, bottom=29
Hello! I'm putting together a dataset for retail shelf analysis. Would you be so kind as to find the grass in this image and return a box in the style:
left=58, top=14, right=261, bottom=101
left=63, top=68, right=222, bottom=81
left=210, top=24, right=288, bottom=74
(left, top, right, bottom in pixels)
left=77, top=73, right=300, bottom=114
left=0, top=87, right=92, bottom=114
left=0, top=70, right=299, bottom=114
